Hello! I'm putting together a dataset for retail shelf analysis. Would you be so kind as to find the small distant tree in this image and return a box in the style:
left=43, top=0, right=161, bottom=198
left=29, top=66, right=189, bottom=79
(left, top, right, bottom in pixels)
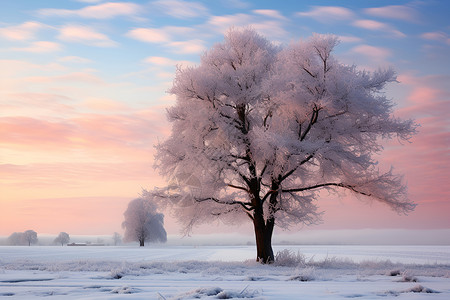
left=24, top=230, right=38, bottom=246
left=112, top=232, right=122, bottom=246
left=54, top=232, right=70, bottom=246
left=122, top=198, right=167, bottom=247
left=8, top=232, right=25, bottom=245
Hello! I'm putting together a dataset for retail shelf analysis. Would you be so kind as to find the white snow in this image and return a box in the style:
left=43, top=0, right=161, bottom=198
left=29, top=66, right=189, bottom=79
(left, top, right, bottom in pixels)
left=1, top=245, right=449, bottom=299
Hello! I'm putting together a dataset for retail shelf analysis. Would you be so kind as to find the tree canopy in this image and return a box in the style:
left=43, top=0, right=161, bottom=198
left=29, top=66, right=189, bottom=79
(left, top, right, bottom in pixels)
left=54, top=232, right=70, bottom=246
left=122, top=198, right=167, bottom=246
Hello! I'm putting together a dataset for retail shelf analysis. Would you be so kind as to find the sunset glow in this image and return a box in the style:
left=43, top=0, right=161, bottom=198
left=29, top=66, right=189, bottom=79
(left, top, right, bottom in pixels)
left=1, top=0, right=449, bottom=240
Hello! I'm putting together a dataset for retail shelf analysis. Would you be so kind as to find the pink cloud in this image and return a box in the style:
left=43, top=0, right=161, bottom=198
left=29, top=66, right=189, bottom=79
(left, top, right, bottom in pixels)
left=208, top=14, right=253, bottom=33
left=376, top=74, right=450, bottom=228
left=206, top=14, right=287, bottom=42
left=81, top=97, right=128, bottom=112
left=0, top=21, right=46, bottom=41
left=351, top=44, right=392, bottom=61
left=0, top=117, right=74, bottom=146
left=167, top=40, right=206, bottom=54
left=58, top=25, right=117, bottom=47
left=25, top=71, right=106, bottom=85
left=58, top=56, right=92, bottom=64
left=296, top=6, right=354, bottom=22
left=127, top=28, right=170, bottom=44
left=353, top=19, right=405, bottom=37
left=364, top=5, right=419, bottom=22
left=38, top=2, right=141, bottom=19
left=421, top=31, right=450, bottom=45
left=305, top=73, right=449, bottom=231
left=337, top=35, right=362, bottom=43
left=0, top=92, right=75, bottom=117
left=13, top=41, right=62, bottom=53
left=143, top=56, right=177, bottom=66
left=0, top=108, right=169, bottom=156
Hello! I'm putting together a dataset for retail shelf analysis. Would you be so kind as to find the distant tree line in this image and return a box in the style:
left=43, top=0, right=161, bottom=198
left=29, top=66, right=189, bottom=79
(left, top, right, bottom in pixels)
left=4, top=231, right=125, bottom=246
left=8, top=230, right=38, bottom=246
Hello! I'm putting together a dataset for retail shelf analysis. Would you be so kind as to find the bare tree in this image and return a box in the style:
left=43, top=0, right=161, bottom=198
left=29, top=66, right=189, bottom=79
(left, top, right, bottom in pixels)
left=112, top=232, right=122, bottom=246
left=151, top=28, right=417, bottom=263
left=24, top=230, right=38, bottom=246
left=122, top=198, right=167, bottom=247
left=54, top=232, right=70, bottom=246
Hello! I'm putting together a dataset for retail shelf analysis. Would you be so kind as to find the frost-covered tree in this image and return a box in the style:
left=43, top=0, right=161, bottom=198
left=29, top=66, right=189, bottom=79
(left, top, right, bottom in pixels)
left=8, top=232, right=25, bottom=245
left=54, top=232, right=70, bottom=246
left=152, top=28, right=417, bottom=263
left=122, top=198, right=167, bottom=246
left=24, top=230, right=38, bottom=246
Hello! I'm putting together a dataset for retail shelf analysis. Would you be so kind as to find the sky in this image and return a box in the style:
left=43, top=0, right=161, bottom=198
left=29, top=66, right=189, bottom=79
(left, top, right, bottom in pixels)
left=1, top=0, right=449, bottom=241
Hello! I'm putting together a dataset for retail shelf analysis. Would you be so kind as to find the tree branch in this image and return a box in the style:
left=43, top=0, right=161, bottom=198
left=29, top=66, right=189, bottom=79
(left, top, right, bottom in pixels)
left=227, top=183, right=249, bottom=193
left=282, top=182, right=372, bottom=197
left=278, top=154, right=314, bottom=184
left=300, top=104, right=320, bottom=141
left=195, top=197, right=254, bottom=211
left=261, top=189, right=277, bottom=204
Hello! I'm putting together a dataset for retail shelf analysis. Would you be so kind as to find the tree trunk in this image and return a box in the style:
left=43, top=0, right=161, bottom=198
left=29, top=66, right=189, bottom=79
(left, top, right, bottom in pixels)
left=253, top=209, right=275, bottom=263
left=139, top=239, right=144, bottom=247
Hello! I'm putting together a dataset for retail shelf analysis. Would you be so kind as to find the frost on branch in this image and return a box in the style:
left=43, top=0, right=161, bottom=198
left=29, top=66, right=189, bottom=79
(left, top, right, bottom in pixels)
left=149, top=28, right=417, bottom=261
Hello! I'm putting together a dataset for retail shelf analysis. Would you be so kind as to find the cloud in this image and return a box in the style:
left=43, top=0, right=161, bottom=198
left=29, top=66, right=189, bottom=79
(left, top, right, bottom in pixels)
left=38, top=2, right=141, bottom=19
left=0, top=117, right=74, bottom=147
left=81, top=97, right=128, bottom=112
left=126, top=28, right=170, bottom=43
left=421, top=31, right=450, bottom=45
left=252, top=9, right=286, bottom=20
left=351, top=44, right=391, bottom=61
left=0, top=59, right=65, bottom=76
left=143, top=56, right=193, bottom=67
left=13, top=41, right=62, bottom=53
left=58, top=25, right=117, bottom=47
left=296, top=6, right=354, bottom=22
left=167, top=40, right=206, bottom=54
left=128, top=27, right=206, bottom=54
left=58, top=56, right=92, bottom=64
left=0, top=93, right=75, bottom=120
left=0, top=109, right=167, bottom=156
left=0, top=21, right=47, bottom=41
left=144, top=56, right=177, bottom=66
left=154, top=0, right=209, bottom=19
left=364, top=5, right=419, bottom=22
left=208, top=14, right=254, bottom=33
left=337, top=35, right=362, bottom=43
left=396, top=74, right=450, bottom=118
left=206, top=13, right=288, bottom=42
left=26, top=71, right=105, bottom=85
left=381, top=73, right=450, bottom=208
left=352, top=19, right=405, bottom=37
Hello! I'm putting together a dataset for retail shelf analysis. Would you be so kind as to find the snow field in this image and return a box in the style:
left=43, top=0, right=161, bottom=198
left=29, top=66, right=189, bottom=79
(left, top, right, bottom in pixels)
left=0, top=245, right=449, bottom=299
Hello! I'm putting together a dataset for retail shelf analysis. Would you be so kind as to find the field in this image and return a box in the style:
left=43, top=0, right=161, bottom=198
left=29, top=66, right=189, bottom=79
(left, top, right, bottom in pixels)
left=1, top=245, right=449, bottom=299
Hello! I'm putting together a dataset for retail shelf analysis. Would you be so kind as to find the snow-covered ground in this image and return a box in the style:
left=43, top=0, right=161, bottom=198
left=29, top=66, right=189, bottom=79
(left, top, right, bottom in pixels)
left=1, top=245, right=449, bottom=299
